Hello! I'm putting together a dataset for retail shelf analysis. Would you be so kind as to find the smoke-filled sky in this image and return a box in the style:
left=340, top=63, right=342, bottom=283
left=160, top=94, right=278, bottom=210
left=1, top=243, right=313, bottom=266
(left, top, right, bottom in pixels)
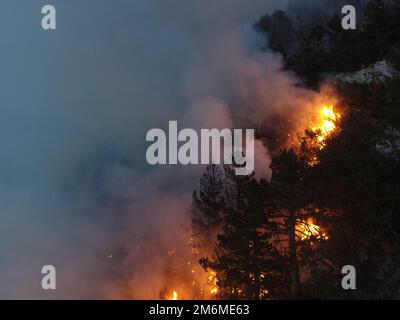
left=0, top=0, right=359, bottom=299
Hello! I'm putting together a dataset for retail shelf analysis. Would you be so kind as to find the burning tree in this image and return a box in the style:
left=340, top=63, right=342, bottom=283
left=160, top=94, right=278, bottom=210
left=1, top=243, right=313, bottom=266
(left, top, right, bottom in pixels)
left=302, top=79, right=400, bottom=298
left=189, top=102, right=341, bottom=300
left=170, top=0, right=400, bottom=299
left=186, top=0, right=400, bottom=300
left=191, top=149, right=333, bottom=299
left=301, top=104, right=342, bottom=165
left=267, top=149, right=333, bottom=298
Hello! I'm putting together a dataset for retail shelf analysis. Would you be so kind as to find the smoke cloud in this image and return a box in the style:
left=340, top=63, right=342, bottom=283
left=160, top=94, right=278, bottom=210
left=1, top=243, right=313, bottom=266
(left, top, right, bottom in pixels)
left=0, top=0, right=342, bottom=298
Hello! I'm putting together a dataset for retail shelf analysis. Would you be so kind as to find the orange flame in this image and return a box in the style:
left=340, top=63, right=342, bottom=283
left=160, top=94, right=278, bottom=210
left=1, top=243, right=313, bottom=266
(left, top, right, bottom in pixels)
left=207, top=270, right=218, bottom=295
left=312, top=105, right=341, bottom=150
left=170, top=290, right=178, bottom=300
left=296, top=218, right=329, bottom=241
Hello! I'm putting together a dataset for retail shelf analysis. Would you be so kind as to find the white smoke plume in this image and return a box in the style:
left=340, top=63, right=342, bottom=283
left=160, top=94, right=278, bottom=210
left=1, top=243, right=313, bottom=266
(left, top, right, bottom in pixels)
left=0, top=0, right=343, bottom=299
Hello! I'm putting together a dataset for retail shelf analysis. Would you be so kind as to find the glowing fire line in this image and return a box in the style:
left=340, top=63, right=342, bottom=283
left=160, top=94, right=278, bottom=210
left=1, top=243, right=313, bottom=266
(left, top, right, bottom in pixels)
left=312, top=105, right=341, bottom=150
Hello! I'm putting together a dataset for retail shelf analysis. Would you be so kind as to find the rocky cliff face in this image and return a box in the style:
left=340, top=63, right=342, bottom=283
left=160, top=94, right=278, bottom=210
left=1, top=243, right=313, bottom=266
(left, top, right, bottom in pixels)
left=337, top=60, right=400, bottom=160
left=335, top=60, right=399, bottom=84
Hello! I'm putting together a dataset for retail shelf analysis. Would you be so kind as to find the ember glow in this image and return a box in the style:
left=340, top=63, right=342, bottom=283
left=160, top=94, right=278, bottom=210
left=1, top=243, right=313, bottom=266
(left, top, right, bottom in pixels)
left=164, top=269, right=219, bottom=300
left=303, top=103, right=342, bottom=166
left=170, top=290, right=178, bottom=300
left=312, top=105, right=341, bottom=150
left=296, top=218, right=329, bottom=241
left=162, top=239, right=220, bottom=300
left=208, top=270, right=219, bottom=295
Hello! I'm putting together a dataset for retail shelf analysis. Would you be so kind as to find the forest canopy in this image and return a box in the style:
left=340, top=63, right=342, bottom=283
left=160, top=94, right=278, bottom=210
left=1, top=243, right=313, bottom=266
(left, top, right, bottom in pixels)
left=190, top=0, right=400, bottom=299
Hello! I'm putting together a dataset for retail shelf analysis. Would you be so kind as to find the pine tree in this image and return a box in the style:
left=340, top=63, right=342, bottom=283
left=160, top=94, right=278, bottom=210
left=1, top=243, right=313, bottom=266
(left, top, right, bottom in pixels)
left=267, top=150, right=307, bottom=297
left=307, top=80, right=400, bottom=298
left=191, top=164, right=226, bottom=249
left=267, top=149, right=334, bottom=298
left=201, top=168, right=287, bottom=299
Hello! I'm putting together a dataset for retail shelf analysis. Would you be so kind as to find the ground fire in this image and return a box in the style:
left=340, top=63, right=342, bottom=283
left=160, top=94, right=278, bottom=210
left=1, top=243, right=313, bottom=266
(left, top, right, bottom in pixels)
left=166, top=269, right=219, bottom=300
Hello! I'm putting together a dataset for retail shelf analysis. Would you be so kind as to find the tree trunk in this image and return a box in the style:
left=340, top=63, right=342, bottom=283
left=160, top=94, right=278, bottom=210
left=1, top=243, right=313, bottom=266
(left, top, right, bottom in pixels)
left=288, top=213, right=300, bottom=298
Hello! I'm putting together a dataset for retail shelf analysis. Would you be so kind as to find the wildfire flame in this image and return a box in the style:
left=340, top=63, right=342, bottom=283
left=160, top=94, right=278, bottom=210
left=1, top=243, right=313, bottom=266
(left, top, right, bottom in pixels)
left=208, top=270, right=218, bottom=295
left=296, top=218, right=329, bottom=241
left=295, top=103, right=340, bottom=240
left=312, top=105, right=341, bottom=150
left=170, top=290, right=178, bottom=300
left=305, top=104, right=341, bottom=166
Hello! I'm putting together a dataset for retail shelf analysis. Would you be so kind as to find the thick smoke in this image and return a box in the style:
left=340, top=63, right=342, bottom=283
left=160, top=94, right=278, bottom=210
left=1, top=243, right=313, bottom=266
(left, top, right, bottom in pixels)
left=0, top=0, right=342, bottom=299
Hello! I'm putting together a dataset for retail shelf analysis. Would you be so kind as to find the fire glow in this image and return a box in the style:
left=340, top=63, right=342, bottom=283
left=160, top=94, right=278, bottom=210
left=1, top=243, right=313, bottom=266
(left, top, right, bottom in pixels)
left=304, top=104, right=341, bottom=166
left=312, top=105, right=341, bottom=150
left=170, top=290, right=178, bottom=300
left=296, top=218, right=329, bottom=241
left=167, top=269, right=219, bottom=300
left=163, top=102, right=341, bottom=301
left=207, top=270, right=218, bottom=295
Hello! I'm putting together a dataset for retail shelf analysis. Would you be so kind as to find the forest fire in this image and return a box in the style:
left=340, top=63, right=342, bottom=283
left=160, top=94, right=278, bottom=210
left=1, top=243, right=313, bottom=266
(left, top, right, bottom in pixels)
left=303, top=103, right=342, bottom=166
left=296, top=218, right=329, bottom=241
left=311, top=105, right=341, bottom=150
left=160, top=100, right=341, bottom=301
left=170, top=290, right=178, bottom=300
left=208, top=270, right=219, bottom=295
left=164, top=269, right=219, bottom=300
